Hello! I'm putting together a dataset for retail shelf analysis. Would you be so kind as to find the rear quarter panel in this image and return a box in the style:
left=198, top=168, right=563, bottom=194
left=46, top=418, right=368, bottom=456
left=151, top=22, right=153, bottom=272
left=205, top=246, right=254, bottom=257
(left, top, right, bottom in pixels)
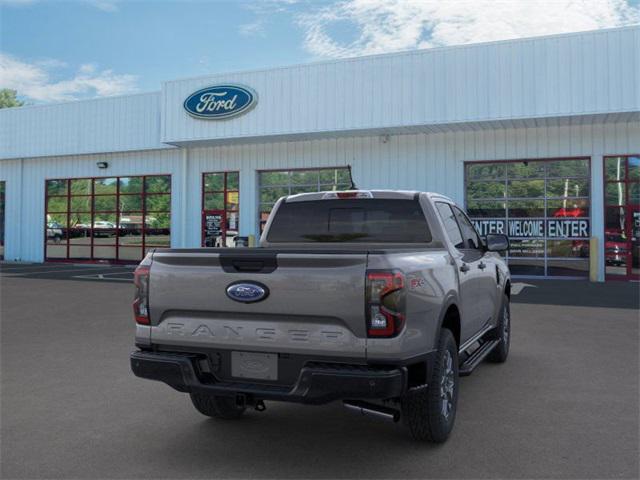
left=366, top=249, right=457, bottom=362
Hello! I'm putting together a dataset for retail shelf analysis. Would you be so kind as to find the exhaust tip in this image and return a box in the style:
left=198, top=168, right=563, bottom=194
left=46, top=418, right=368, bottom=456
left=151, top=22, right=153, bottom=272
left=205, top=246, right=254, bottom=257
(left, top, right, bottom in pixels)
left=343, top=400, right=400, bottom=422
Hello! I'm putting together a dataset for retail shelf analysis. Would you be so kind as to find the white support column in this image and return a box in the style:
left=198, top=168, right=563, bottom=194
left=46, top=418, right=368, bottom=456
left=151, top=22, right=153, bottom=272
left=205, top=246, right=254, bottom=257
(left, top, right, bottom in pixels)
left=239, top=168, right=258, bottom=240
left=591, top=155, right=605, bottom=282
left=180, top=148, right=188, bottom=248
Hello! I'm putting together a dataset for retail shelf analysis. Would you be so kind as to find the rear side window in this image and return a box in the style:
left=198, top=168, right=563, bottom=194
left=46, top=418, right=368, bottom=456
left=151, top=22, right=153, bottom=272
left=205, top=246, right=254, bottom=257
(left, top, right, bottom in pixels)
left=267, top=199, right=432, bottom=243
left=435, top=203, right=464, bottom=249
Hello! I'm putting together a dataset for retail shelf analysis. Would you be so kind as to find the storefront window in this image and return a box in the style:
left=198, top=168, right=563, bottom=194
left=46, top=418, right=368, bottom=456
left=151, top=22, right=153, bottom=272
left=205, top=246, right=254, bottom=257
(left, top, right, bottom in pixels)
left=465, top=158, right=591, bottom=277
left=202, top=172, right=239, bottom=247
left=258, top=167, right=351, bottom=232
left=0, top=181, right=4, bottom=259
left=603, top=156, right=639, bottom=279
left=45, top=175, right=171, bottom=262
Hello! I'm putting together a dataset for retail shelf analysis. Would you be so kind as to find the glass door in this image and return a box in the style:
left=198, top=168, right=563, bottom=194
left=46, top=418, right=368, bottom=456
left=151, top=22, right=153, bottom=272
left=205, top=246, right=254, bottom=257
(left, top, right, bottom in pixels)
left=202, top=172, right=239, bottom=247
left=604, top=156, right=639, bottom=280
left=0, top=181, right=5, bottom=260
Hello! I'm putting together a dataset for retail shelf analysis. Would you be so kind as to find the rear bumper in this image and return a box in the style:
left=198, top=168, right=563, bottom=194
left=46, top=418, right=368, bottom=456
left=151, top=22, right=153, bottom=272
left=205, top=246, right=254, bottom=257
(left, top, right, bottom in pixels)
left=130, top=350, right=407, bottom=404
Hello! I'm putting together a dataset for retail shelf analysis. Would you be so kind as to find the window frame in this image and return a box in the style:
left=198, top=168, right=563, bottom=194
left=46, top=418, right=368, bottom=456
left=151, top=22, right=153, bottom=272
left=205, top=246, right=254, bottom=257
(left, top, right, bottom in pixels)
left=451, top=205, right=482, bottom=250
left=0, top=181, right=5, bottom=260
left=44, top=174, right=171, bottom=263
left=464, top=157, right=591, bottom=278
left=435, top=202, right=465, bottom=250
left=602, top=155, right=640, bottom=280
left=201, top=171, right=240, bottom=247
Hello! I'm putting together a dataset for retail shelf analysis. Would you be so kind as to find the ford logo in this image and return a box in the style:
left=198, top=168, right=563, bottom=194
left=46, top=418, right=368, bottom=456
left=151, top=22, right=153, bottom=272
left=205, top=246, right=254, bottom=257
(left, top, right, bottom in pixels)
left=184, top=84, right=257, bottom=120
left=226, top=281, right=269, bottom=303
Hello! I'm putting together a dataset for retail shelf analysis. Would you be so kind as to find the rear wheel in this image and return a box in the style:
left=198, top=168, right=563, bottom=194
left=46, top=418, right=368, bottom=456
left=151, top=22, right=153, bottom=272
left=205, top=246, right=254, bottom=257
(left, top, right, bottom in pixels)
left=190, top=393, right=246, bottom=419
left=401, top=328, right=459, bottom=442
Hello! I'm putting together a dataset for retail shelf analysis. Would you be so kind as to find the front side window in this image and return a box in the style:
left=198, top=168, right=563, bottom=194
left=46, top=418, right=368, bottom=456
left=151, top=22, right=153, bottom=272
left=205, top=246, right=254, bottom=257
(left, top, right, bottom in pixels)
left=452, top=206, right=481, bottom=250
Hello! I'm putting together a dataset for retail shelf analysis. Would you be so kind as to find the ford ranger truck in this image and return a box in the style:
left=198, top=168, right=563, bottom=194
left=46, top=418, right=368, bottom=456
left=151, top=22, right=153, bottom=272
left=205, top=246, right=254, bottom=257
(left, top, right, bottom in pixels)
left=130, top=191, right=511, bottom=442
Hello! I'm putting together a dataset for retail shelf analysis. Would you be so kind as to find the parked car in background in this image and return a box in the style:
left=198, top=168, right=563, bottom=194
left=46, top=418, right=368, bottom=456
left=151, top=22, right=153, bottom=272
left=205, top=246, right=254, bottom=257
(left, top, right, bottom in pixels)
left=93, top=221, right=116, bottom=237
left=46, top=222, right=63, bottom=243
left=131, top=190, right=512, bottom=443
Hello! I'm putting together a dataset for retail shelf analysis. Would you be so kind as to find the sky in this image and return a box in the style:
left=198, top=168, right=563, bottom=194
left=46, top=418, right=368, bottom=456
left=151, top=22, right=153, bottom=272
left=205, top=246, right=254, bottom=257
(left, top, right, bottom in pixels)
left=1, top=0, right=639, bottom=104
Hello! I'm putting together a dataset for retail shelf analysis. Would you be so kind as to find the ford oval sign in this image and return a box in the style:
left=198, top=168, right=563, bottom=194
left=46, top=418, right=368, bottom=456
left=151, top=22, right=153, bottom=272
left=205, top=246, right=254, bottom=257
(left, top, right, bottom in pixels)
left=226, top=281, right=269, bottom=303
left=184, top=84, right=257, bottom=120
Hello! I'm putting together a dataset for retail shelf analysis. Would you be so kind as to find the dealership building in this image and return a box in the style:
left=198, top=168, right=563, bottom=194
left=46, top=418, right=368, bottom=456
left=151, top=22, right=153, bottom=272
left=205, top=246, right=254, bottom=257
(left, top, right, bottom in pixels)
left=0, top=26, right=638, bottom=281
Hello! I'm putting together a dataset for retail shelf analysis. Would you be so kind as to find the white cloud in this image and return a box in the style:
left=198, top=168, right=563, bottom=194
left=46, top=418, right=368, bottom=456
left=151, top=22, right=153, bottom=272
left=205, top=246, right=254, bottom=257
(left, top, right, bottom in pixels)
left=0, top=53, right=138, bottom=102
left=298, top=0, right=640, bottom=58
left=239, top=19, right=266, bottom=37
left=86, top=0, right=119, bottom=12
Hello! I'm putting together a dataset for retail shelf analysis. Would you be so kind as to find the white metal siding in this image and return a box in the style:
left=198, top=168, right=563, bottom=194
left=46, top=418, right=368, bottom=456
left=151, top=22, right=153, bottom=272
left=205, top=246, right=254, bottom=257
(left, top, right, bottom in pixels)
left=0, top=159, right=22, bottom=261
left=2, top=119, right=637, bottom=280
left=0, top=149, right=182, bottom=262
left=162, top=27, right=639, bottom=145
left=0, top=92, right=169, bottom=160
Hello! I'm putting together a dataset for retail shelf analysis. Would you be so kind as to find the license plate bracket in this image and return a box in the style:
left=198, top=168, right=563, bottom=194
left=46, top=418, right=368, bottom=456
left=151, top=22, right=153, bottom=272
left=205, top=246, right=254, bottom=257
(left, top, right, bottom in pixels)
left=231, top=351, right=278, bottom=381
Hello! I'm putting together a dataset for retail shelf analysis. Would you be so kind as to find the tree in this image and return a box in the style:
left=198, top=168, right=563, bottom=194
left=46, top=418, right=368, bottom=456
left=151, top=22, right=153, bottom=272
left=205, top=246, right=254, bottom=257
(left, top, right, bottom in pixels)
left=0, top=89, right=24, bottom=109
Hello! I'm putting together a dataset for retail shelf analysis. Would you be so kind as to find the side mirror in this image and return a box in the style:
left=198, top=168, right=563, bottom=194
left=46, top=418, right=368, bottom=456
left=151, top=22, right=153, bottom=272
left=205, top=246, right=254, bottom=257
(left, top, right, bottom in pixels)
left=485, top=234, right=509, bottom=252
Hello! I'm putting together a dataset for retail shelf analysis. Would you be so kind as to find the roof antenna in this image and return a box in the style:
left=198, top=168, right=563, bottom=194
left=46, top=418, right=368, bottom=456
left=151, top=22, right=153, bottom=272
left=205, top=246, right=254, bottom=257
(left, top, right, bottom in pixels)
left=347, top=165, right=357, bottom=190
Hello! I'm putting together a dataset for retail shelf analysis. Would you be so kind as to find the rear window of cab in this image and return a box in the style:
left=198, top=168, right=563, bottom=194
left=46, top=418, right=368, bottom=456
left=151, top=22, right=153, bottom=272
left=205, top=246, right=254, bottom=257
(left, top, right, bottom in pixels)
left=266, top=199, right=432, bottom=243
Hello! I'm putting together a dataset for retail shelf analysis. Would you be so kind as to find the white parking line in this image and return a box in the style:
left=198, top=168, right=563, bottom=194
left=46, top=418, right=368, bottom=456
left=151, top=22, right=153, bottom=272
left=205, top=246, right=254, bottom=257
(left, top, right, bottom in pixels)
left=72, top=273, right=132, bottom=282
left=511, top=282, right=537, bottom=295
left=0, top=266, right=133, bottom=276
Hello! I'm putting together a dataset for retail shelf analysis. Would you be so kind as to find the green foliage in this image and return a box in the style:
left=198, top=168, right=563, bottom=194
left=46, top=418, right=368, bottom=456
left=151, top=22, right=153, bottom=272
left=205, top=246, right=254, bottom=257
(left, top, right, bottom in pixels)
left=0, top=89, right=24, bottom=109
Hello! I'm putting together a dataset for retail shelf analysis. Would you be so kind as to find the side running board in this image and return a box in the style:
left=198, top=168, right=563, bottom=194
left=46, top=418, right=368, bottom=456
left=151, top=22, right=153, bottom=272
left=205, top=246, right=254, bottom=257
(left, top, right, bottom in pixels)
left=458, top=339, right=500, bottom=377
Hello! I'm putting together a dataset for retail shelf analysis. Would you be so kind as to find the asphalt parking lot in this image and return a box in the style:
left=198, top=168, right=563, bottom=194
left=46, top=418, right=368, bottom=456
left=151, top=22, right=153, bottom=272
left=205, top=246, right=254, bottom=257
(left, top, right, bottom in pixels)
left=1, top=263, right=638, bottom=479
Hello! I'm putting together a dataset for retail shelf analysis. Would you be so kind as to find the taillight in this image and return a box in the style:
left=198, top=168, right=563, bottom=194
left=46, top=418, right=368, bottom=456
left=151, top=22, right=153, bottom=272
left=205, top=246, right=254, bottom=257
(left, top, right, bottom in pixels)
left=366, top=270, right=405, bottom=337
left=133, top=265, right=150, bottom=325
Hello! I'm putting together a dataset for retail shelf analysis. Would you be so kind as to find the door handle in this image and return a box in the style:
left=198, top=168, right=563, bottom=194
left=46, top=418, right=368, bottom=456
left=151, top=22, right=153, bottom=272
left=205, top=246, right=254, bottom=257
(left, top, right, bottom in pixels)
left=460, top=263, right=470, bottom=273
left=478, top=261, right=487, bottom=270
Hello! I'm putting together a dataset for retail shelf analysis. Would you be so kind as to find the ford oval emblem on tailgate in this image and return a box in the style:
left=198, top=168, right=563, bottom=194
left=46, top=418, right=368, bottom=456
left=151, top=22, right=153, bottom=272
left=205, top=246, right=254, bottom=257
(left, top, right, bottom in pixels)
left=226, top=281, right=269, bottom=303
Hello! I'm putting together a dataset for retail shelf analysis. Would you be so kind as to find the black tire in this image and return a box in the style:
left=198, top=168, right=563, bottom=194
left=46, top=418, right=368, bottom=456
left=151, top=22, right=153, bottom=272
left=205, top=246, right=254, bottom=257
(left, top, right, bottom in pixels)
left=189, top=393, right=246, bottom=419
left=401, top=328, right=459, bottom=442
left=487, top=293, right=510, bottom=363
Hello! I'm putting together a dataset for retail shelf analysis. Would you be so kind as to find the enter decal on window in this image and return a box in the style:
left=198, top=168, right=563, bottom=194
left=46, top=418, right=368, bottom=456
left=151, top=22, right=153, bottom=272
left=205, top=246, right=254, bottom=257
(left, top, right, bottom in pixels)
left=472, top=219, right=590, bottom=238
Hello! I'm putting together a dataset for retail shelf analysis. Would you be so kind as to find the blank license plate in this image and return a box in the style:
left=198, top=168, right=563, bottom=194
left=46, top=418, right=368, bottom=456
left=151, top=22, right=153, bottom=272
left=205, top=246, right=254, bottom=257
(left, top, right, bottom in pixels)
left=231, top=351, right=278, bottom=381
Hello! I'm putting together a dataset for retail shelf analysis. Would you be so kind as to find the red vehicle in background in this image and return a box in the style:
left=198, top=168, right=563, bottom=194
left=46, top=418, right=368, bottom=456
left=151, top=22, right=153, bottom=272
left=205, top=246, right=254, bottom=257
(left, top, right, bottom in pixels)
left=553, top=206, right=585, bottom=218
left=605, top=230, right=628, bottom=266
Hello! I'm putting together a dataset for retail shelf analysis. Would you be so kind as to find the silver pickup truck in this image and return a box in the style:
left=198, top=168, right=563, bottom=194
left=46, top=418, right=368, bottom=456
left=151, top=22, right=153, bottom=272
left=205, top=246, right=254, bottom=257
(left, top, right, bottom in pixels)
left=131, top=190, right=511, bottom=442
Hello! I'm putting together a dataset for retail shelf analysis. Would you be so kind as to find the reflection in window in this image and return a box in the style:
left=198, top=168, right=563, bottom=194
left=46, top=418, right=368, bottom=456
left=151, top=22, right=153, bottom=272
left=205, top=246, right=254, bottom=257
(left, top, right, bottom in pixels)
left=202, top=171, right=240, bottom=248
left=465, top=158, right=591, bottom=277
left=258, top=167, right=351, bottom=231
left=605, top=183, right=625, bottom=206
left=506, top=161, right=545, bottom=179
left=507, top=180, right=545, bottom=198
left=507, top=200, right=545, bottom=218
left=435, top=203, right=464, bottom=249
left=44, top=175, right=171, bottom=262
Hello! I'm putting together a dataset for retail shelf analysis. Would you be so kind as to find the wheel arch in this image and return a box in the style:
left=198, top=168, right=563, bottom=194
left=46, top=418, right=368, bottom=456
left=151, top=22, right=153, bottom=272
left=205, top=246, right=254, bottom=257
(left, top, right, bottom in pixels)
left=437, top=299, right=461, bottom=349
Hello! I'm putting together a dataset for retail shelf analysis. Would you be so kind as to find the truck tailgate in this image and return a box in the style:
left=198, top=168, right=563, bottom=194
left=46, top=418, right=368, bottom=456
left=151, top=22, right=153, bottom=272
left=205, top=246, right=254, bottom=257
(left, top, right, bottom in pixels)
left=148, top=250, right=368, bottom=358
